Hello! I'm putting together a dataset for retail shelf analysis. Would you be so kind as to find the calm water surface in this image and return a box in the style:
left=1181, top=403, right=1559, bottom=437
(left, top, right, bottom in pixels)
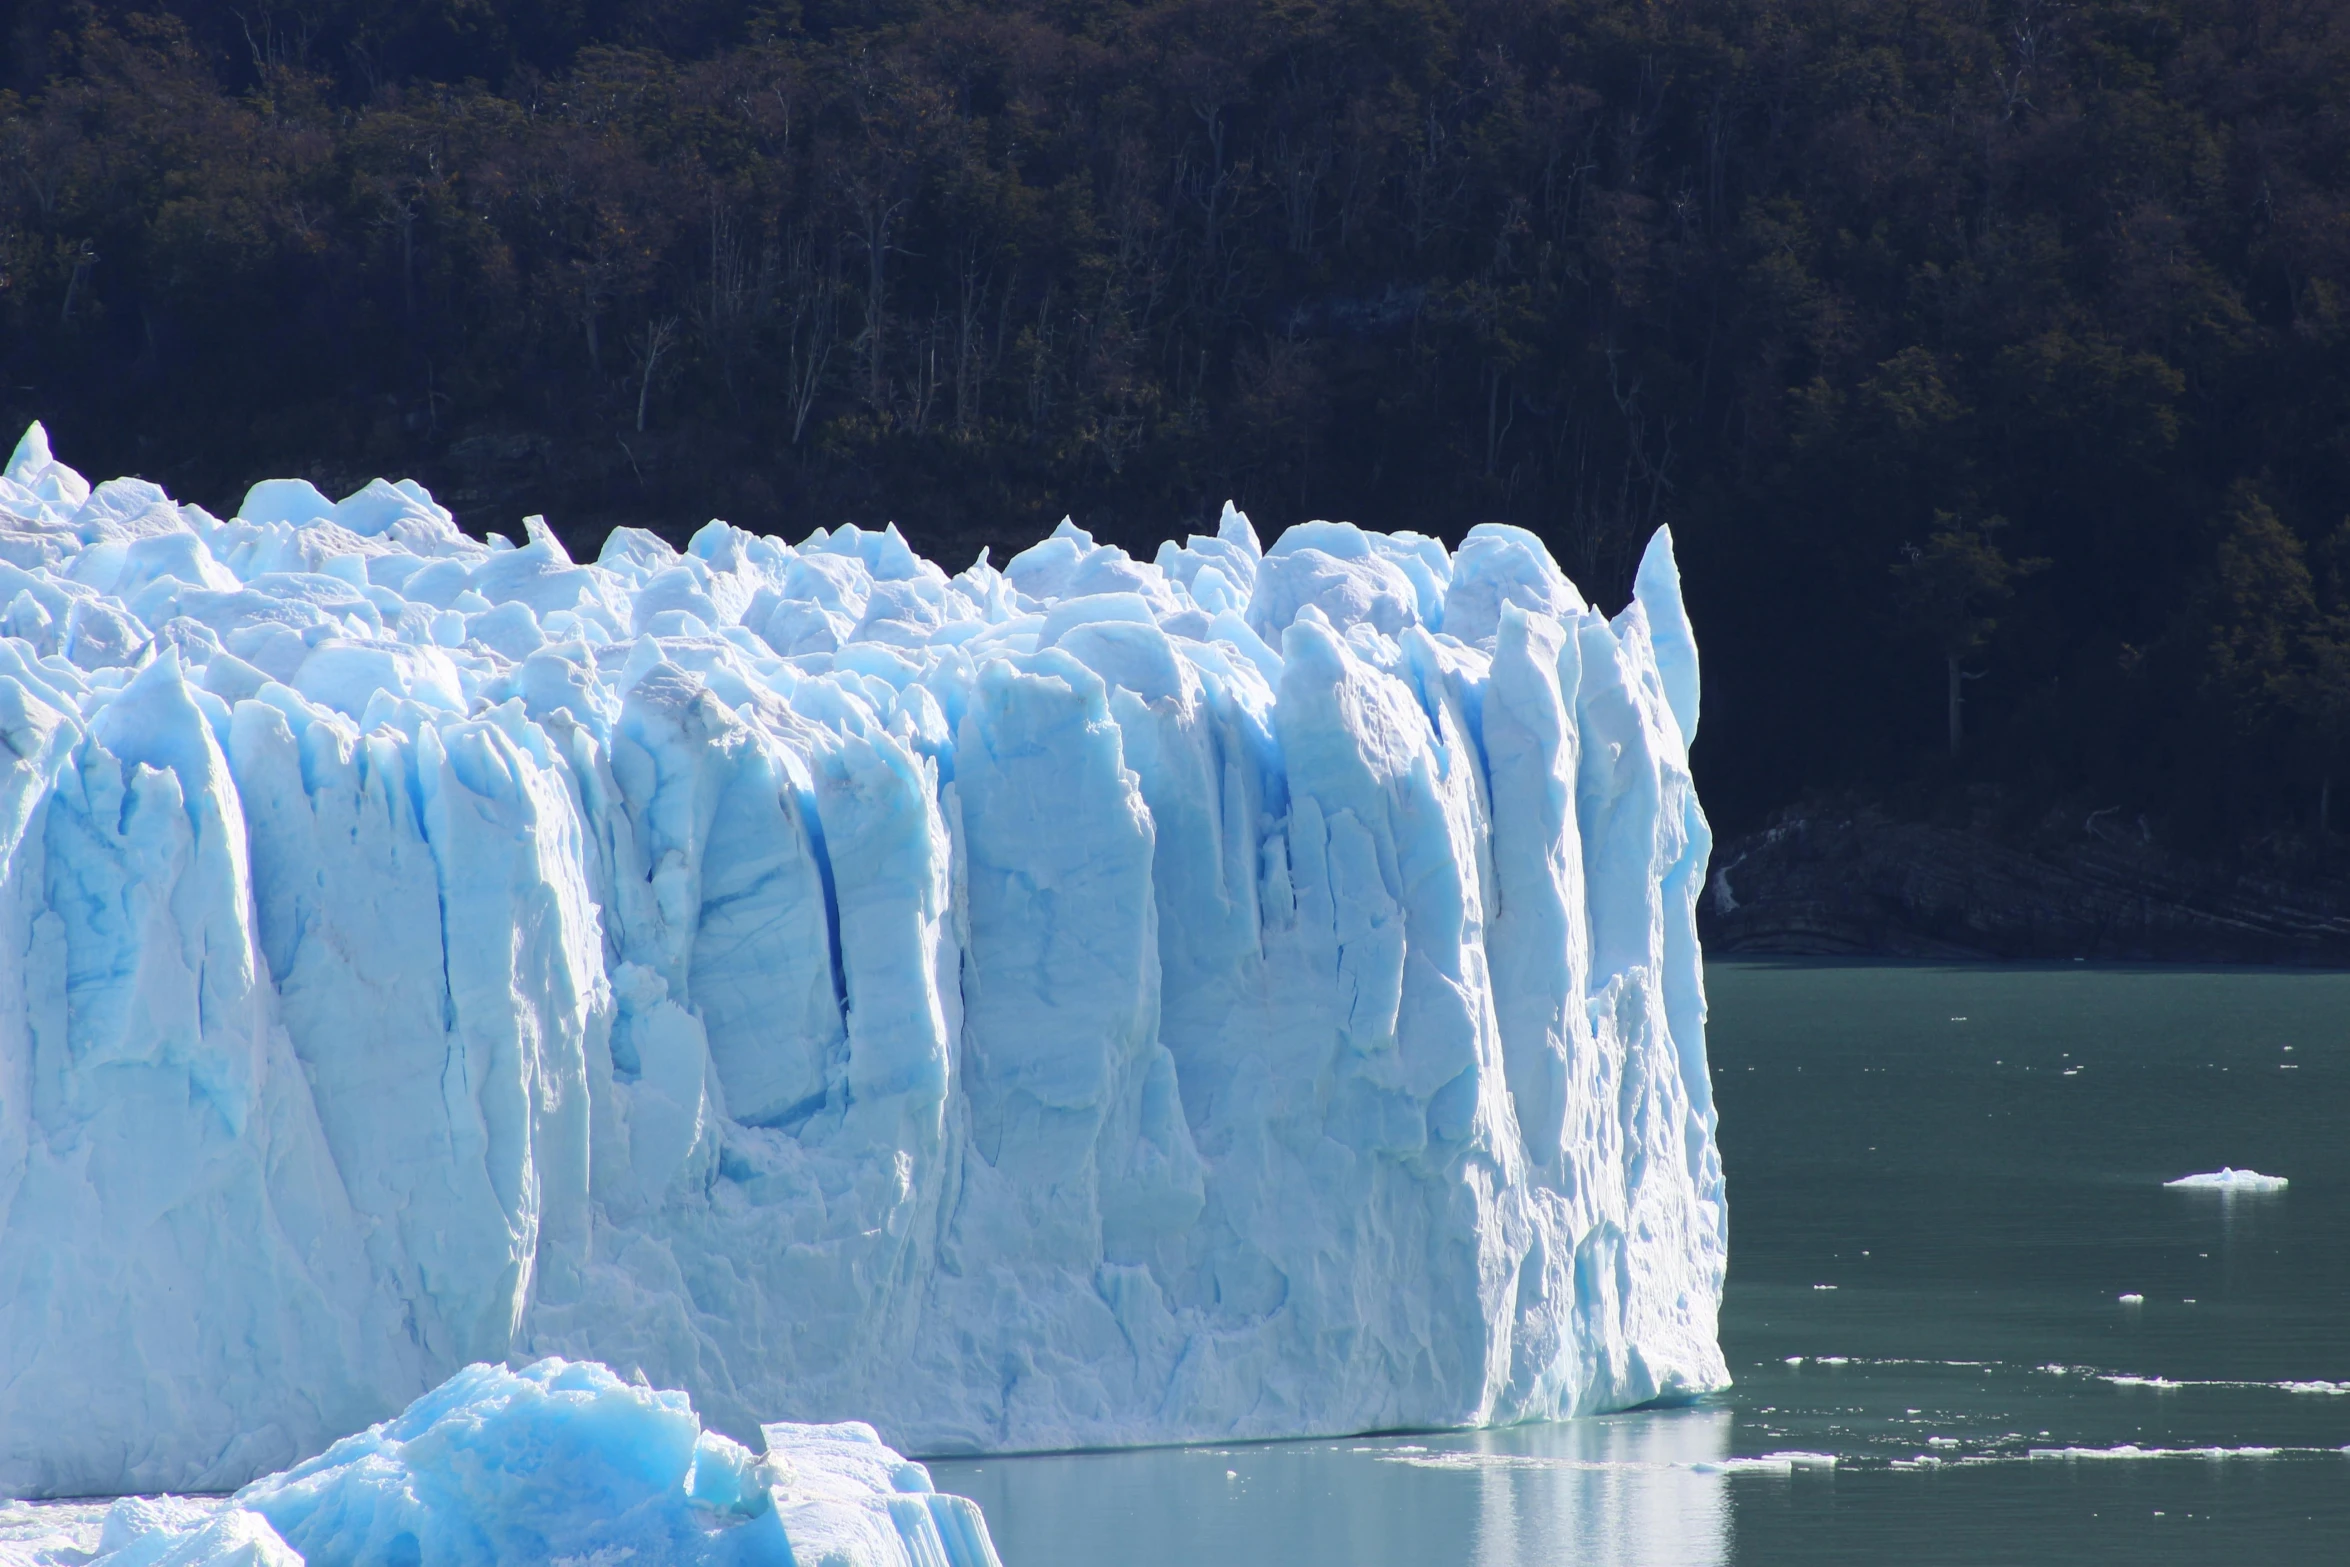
left=930, top=962, right=2350, bottom=1564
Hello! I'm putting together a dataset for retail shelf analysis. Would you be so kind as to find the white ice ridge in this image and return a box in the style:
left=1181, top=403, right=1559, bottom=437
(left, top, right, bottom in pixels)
left=2164, top=1168, right=2288, bottom=1192
left=2, top=1358, right=1002, bottom=1567
left=0, top=423, right=1727, bottom=1496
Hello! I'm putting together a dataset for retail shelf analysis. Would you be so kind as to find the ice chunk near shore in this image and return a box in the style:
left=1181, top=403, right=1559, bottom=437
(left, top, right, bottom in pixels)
left=50, top=1359, right=999, bottom=1567
left=2165, top=1169, right=2288, bottom=1192
left=1, top=425, right=1728, bottom=1495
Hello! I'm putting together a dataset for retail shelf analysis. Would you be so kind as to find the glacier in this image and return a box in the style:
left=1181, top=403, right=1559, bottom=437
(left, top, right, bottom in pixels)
left=0, top=421, right=1726, bottom=1497
left=1, top=1357, right=1002, bottom=1567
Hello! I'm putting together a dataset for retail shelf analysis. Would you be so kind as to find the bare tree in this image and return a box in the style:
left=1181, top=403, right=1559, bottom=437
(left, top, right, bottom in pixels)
left=696, top=190, right=772, bottom=403
left=632, top=316, right=678, bottom=432
left=951, top=234, right=991, bottom=434
left=783, top=229, right=841, bottom=445
left=850, top=187, right=909, bottom=411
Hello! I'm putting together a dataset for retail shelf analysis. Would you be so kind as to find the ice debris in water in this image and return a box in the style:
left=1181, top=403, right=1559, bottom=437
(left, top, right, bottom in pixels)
left=2027, top=1444, right=2283, bottom=1462
left=0, top=425, right=1727, bottom=1495
left=11, top=1358, right=1001, bottom=1567
left=2164, top=1169, right=2288, bottom=1192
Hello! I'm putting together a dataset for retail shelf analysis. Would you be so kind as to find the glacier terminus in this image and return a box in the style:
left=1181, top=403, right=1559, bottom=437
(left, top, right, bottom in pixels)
left=0, top=422, right=1726, bottom=1497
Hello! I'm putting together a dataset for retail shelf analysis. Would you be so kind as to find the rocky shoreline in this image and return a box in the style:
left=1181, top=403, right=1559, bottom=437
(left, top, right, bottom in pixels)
left=1701, top=810, right=2350, bottom=967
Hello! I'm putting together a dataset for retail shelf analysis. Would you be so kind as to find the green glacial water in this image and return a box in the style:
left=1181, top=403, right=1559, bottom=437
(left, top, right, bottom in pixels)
left=931, top=961, right=2350, bottom=1564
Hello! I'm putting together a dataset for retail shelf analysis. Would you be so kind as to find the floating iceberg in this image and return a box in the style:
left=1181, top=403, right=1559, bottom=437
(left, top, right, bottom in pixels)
left=2164, top=1169, right=2288, bottom=1192
left=0, top=424, right=1726, bottom=1496
left=2, top=1358, right=1000, bottom=1566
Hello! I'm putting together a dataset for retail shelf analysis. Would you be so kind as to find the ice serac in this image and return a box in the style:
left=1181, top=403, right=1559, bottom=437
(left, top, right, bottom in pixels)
left=0, top=426, right=1728, bottom=1495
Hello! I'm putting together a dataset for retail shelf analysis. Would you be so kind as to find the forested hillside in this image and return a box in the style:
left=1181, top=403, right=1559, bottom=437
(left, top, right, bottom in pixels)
left=6, top=0, right=2350, bottom=842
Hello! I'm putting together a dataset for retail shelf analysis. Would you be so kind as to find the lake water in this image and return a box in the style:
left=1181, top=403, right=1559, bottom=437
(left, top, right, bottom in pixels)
left=930, top=962, right=2350, bottom=1565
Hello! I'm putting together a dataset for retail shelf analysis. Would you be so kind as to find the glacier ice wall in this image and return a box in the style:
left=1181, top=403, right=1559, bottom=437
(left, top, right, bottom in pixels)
left=0, top=423, right=1726, bottom=1497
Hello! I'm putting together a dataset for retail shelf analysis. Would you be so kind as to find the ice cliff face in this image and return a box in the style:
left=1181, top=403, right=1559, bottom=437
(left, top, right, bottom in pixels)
left=0, top=423, right=1726, bottom=1497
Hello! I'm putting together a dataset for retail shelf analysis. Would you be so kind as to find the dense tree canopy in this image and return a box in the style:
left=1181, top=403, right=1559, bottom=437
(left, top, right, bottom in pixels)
left=6, top=0, right=2350, bottom=839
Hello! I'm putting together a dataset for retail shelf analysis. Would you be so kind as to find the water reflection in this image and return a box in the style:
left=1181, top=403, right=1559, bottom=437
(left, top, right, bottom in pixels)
left=928, top=1407, right=1733, bottom=1567
left=932, top=965, right=2350, bottom=1565
left=1449, top=1408, right=1733, bottom=1567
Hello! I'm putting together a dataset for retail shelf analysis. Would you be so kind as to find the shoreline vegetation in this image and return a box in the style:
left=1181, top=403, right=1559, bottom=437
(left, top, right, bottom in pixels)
left=1707, top=807, right=2350, bottom=966
left=7, top=0, right=2350, bottom=868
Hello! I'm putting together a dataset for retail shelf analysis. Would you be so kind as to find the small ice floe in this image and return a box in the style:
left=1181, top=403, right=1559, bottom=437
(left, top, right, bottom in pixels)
left=2165, top=1168, right=2288, bottom=1192
left=1690, top=1452, right=1838, bottom=1475
left=1440, top=1454, right=1563, bottom=1474
left=2093, top=1373, right=2349, bottom=1396
left=1383, top=1452, right=1638, bottom=1476
left=1388, top=1448, right=1842, bottom=1481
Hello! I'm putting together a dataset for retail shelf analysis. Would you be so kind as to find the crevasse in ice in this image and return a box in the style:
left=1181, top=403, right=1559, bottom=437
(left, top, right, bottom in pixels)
left=0, top=423, right=1727, bottom=1496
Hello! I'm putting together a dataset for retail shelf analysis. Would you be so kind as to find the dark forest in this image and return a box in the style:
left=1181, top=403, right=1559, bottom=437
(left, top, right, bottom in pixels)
left=5, top=0, right=2349, bottom=846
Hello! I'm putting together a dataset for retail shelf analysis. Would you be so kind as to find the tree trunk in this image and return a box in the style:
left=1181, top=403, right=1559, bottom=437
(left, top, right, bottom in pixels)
left=1485, top=368, right=1501, bottom=477
left=1947, top=653, right=1963, bottom=759
left=634, top=318, right=674, bottom=433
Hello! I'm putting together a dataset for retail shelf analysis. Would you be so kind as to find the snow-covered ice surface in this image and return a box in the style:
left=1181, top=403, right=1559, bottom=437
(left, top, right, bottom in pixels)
left=0, top=1357, right=1001, bottom=1566
left=2164, top=1168, right=2289, bottom=1191
left=0, top=423, right=1726, bottom=1496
